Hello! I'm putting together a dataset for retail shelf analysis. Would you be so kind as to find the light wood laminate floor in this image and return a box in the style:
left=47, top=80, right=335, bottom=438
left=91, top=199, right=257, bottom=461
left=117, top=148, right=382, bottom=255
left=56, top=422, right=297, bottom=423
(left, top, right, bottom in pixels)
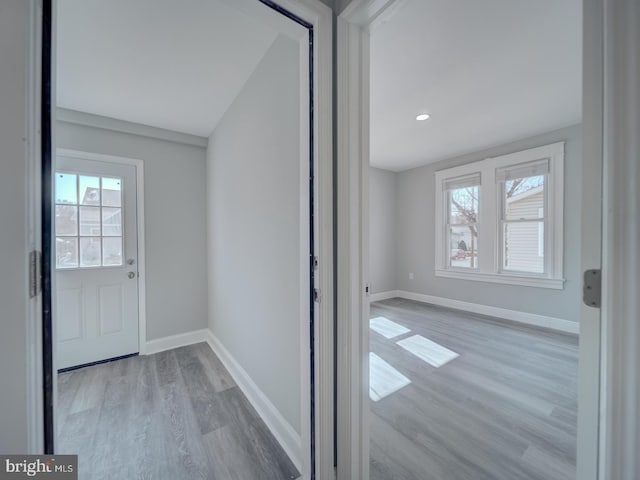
left=57, top=343, right=300, bottom=480
left=370, top=298, right=578, bottom=480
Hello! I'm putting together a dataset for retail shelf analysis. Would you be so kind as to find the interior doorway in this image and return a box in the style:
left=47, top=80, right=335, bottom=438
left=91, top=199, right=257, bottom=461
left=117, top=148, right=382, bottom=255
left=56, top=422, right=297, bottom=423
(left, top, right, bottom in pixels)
left=336, top=1, right=604, bottom=479
left=39, top=1, right=334, bottom=478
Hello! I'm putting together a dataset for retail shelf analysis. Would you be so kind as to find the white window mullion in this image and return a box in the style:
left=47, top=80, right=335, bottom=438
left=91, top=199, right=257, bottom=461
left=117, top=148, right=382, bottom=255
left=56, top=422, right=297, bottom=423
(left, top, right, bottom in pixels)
left=496, top=181, right=505, bottom=274
left=538, top=208, right=544, bottom=258
left=478, top=164, right=496, bottom=274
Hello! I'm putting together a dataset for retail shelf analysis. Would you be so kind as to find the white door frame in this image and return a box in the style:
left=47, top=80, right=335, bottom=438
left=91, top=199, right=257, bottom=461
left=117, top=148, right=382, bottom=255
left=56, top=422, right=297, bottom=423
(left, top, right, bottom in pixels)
left=232, top=2, right=334, bottom=478
left=54, top=149, right=148, bottom=358
left=599, top=0, right=640, bottom=478
left=221, top=2, right=334, bottom=477
left=26, top=0, right=44, bottom=453
left=27, top=1, right=335, bottom=478
left=576, top=0, right=604, bottom=477
left=335, top=0, right=640, bottom=479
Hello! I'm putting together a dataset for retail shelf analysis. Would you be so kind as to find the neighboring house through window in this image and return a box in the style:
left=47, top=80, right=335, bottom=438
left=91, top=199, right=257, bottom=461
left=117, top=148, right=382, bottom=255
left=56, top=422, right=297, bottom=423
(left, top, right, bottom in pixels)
left=434, top=142, right=565, bottom=289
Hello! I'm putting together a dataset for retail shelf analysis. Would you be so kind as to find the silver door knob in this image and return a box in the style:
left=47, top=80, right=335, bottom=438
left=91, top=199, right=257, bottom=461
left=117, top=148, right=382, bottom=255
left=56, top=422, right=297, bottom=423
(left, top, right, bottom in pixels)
left=128, top=272, right=136, bottom=279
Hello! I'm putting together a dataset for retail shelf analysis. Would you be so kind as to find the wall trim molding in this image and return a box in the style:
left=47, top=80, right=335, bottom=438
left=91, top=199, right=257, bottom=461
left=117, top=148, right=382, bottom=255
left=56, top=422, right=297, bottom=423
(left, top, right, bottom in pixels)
left=371, top=290, right=579, bottom=335
left=369, top=290, right=399, bottom=302
left=56, top=108, right=208, bottom=148
left=204, top=330, right=302, bottom=471
left=144, top=329, right=209, bottom=355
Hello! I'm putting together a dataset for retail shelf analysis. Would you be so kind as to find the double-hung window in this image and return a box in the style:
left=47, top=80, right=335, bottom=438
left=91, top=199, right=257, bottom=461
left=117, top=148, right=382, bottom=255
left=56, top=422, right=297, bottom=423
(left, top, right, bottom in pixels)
left=434, top=142, right=564, bottom=289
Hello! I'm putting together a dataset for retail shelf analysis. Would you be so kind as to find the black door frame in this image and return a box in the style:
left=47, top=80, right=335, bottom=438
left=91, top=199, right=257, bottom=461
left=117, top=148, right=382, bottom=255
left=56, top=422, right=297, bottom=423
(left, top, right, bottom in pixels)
left=41, top=0, right=54, bottom=455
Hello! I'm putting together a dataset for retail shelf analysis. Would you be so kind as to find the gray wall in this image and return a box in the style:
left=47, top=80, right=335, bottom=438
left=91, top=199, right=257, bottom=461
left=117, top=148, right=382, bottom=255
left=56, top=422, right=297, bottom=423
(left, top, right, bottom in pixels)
left=207, top=35, right=301, bottom=434
left=394, top=124, right=582, bottom=321
left=0, top=0, right=29, bottom=453
left=337, top=0, right=354, bottom=14
left=369, top=167, right=397, bottom=294
left=56, top=119, right=209, bottom=340
left=319, top=0, right=336, bottom=10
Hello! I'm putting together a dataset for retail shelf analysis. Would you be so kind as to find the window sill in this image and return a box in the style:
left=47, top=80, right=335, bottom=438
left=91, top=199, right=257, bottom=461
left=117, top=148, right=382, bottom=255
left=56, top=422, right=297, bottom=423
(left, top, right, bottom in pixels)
left=434, top=269, right=565, bottom=290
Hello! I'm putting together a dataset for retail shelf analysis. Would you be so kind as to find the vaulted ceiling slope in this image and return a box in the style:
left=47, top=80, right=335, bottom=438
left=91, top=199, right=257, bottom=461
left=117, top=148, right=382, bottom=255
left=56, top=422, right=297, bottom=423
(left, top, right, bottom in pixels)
left=370, top=0, right=582, bottom=171
left=56, top=0, right=280, bottom=137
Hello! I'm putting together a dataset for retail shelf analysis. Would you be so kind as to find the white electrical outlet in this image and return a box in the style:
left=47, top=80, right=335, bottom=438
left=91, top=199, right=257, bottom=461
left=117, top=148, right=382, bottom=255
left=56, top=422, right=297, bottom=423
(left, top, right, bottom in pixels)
left=409, top=272, right=414, bottom=280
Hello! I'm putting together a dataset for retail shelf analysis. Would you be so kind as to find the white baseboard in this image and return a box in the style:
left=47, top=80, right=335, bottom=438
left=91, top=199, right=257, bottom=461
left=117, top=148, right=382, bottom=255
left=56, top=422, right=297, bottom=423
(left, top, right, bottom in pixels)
left=370, top=290, right=578, bottom=335
left=395, top=290, right=579, bottom=334
left=204, top=330, right=302, bottom=471
left=143, top=329, right=209, bottom=355
left=369, top=290, right=401, bottom=302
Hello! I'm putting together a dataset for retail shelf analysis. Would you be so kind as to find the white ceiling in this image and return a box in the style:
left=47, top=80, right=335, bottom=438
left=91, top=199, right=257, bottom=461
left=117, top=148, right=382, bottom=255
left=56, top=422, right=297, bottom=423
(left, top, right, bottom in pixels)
left=56, top=0, right=281, bottom=138
left=370, top=0, right=582, bottom=171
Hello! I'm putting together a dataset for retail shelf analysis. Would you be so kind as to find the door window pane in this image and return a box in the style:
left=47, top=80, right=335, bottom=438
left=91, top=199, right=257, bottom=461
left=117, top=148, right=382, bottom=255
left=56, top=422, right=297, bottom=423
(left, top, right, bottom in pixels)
left=80, top=237, right=101, bottom=267
left=103, top=237, right=123, bottom=266
left=503, top=222, right=544, bottom=273
left=79, top=176, right=100, bottom=205
left=56, top=237, right=78, bottom=268
left=102, top=208, right=122, bottom=236
left=449, top=225, right=478, bottom=269
left=55, top=171, right=125, bottom=269
left=55, top=173, right=77, bottom=204
left=102, top=177, right=122, bottom=207
left=55, top=205, right=78, bottom=236
left=79, top=206, right=101, bottom=236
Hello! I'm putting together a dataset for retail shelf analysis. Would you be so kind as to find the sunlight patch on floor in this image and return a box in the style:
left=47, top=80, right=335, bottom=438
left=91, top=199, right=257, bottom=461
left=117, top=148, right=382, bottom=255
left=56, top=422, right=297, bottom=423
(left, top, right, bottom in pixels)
left=396, top=335, right=459, bottom=368
left=369, top=352, right=411, bottom=401
left=369, top=316, right=410, bottom=339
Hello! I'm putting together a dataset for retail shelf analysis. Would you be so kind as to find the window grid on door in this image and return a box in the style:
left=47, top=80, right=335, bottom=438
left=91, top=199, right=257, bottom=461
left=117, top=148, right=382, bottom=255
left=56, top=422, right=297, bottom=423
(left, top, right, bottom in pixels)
left=55, top=172, right=123, bottom=269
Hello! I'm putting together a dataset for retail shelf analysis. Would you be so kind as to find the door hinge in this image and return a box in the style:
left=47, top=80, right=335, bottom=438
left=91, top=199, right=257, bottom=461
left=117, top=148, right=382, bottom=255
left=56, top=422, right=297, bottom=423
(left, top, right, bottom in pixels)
left=313, top=288, right=321, bottom=303
left=29, top=250, right=42, bottom=299
left=583, top=269, right=601, bottom=308
left=313, top=256, right=319, bottom=270
left=365, top=283, right=371, bottom=297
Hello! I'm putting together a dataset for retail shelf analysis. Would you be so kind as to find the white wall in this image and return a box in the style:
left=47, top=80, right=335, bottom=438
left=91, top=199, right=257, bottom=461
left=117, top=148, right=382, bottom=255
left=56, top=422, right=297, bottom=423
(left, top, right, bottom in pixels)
left=394, top=124, right=582, bottom=322
left=56, top=117, right=208, bottom=340
left=206, top=35, right=302, bottom=434
left=0, top=0, right=29, bottom=453
left=369, top=167, right=397, bottom=294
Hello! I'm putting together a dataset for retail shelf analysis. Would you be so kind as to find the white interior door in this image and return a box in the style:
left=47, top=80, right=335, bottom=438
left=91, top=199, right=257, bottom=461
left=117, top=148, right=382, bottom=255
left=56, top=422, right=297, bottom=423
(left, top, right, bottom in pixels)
left=54, top=155, right=139, bottom=370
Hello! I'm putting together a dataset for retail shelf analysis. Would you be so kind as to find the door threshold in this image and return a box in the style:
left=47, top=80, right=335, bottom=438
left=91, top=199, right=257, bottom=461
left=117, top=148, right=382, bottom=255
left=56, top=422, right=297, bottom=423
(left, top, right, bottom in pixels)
left=57, top=352, right=139, bottom=373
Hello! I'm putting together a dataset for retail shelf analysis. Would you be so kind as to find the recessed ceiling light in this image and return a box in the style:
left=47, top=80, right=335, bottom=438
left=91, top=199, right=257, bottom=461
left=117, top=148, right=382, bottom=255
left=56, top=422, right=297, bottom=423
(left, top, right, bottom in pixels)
left=416, top=113, right=430, bottom=121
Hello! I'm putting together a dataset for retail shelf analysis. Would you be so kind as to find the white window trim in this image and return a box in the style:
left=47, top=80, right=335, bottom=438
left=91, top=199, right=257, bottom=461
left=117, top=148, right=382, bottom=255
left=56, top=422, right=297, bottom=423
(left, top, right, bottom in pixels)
left=537, top=207, right=544, bottom=257
left=434, top=142, right=565, bottom=289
